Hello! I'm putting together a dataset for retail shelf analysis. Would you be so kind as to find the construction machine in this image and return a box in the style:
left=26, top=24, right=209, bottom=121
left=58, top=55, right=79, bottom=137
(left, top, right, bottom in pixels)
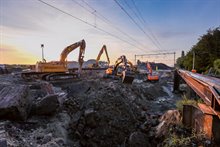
left=146, top=62, right=159, bottom=81
left=89, top=45, right=110, bottom=68
left=22, top=39, right=86, bottom=81
left=104, top=55, right=135, bottom=84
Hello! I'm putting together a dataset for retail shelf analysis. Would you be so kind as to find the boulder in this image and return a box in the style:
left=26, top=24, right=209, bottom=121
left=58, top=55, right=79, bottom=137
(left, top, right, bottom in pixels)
left=156, top=110, right=182, bottom=137
left=0, top=85, right=29, bottom=120
left=31, top=94, right=59, bottom=116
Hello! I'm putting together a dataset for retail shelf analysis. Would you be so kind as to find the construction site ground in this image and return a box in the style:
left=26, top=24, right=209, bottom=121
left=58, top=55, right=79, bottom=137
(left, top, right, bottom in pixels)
left=0, top=70, right=207, bottom=147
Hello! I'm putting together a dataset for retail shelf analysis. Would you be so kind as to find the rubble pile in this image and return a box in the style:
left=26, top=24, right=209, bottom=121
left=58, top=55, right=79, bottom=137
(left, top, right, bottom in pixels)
left=0, top=71, right=186, bottom=146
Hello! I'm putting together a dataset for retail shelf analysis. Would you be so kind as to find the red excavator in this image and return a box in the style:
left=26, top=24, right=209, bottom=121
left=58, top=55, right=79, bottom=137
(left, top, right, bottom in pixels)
left=146, top=62, right=159, bottom=81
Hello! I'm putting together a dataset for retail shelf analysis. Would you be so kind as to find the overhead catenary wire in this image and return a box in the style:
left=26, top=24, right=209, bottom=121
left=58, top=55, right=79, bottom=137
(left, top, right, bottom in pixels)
left=36, top=0, right=148, bottom=52
left=123, top=0, right=145, bottom=28
left=72, top=0, right=149, bottom=51
left=123, top=0, right=162, bottom=49
left=113, top=0, right=161, bottom=50
left=123, top=0, right=162, bottom=50
left=130, top=0, right=162, bottom=49
left=130, top=0, right=147, bottom=27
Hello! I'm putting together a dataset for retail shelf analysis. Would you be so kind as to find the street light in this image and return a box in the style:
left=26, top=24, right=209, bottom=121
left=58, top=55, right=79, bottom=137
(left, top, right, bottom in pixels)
left=41, top=44, right=45, bottom=62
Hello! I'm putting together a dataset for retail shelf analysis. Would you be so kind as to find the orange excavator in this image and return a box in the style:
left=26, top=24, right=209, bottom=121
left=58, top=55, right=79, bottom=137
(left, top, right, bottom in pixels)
left=146, top=62, right=159, bottom=81
left=22, top=39, right=86, bottom=81
left=105, top=55, right=135, bottom=83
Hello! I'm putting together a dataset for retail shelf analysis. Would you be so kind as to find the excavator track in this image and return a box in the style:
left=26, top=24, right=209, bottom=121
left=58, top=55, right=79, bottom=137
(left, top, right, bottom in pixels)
left=42, top=73, right=78, bottom=81
left=21, top=72, right=78, bottom=81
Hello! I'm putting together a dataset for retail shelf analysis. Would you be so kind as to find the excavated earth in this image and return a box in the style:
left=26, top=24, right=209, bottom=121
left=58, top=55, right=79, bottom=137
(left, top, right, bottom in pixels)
left=0, top=70, right=186, bottom=147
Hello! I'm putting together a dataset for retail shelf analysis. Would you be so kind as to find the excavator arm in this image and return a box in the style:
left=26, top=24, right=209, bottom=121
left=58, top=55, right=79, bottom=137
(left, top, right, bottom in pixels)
left=113, top=55, right=133, bottom=71
left=60, top=39, right=86, bottom=73
left=146, top=62, right=159, bottom=81
left=94, top=45, right=110, bottom=67
left=146, top=62, right=153, bottom=75
left=111, top=55, right=135, bottom=83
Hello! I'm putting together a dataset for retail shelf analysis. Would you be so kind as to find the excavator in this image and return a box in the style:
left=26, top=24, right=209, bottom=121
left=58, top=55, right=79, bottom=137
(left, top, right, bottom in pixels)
left=89, top=45, right=110, bottom=68
left=146, top=62, right=159, bottom=81
left=22, top=39, right=86, bottom=81
left=104, top=55, right=135, bottom=84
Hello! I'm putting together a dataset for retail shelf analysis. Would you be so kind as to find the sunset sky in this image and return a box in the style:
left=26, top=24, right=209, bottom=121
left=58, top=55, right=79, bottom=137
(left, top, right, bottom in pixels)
left=0, top=0, right=219, bottom=66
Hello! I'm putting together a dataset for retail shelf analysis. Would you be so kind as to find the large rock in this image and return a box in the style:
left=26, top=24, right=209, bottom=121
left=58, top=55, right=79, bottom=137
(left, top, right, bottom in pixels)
left=0, top=85, right=29, bottom=120
left=156, top=110, right=182, bottom=137
left=31, top=94, right=59, bottom=115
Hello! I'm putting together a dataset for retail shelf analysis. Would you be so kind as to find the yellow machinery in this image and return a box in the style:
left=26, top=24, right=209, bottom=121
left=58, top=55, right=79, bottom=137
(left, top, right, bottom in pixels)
left=104, top=55, right=135, bottom=83
left=88, top=45, right=110, bottom=68
left=22, top=39, right=86, bottom=80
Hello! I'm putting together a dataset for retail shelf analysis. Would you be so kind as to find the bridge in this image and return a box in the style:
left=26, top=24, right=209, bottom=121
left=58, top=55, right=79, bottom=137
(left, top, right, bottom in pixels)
left=174, top=69, right=220, bottom=143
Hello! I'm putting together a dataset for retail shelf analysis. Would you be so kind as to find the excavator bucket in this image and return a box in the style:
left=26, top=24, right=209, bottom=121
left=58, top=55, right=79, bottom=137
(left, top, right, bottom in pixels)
left=122, top=71, right=134, bottom=84
left=147, top=75, right=159, bottom=81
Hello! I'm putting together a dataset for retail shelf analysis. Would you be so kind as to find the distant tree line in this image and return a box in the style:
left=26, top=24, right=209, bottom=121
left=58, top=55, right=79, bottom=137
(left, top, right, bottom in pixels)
left=176, top=27, right=220, bottom=73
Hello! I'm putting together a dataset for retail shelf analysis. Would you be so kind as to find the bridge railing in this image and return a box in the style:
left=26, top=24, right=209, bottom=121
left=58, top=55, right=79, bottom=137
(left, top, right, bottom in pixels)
left=177, top=69, right=220, bottom=117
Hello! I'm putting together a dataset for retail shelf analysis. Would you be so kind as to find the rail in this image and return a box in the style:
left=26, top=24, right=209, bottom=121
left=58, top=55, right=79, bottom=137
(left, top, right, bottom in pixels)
left=177, top=69, right=220, bottom=117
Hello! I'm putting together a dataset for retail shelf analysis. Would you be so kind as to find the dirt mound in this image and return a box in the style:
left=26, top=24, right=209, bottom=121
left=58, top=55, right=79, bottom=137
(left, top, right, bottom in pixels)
left=0, top=71, right=183, bottom=146
left=64, top=80, right=143, bottom=146
left=61, top=79, right=169, bottom=146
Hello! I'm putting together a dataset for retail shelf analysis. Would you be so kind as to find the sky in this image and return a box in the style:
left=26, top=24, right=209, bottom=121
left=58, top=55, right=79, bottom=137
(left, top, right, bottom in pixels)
left=0, top=0, right=220, bottom=66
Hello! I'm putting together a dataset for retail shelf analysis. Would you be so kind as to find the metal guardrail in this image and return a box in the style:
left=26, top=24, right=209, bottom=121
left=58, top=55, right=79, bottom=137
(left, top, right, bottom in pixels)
left=177, top=69, right=220, bottom=117
left=176, top=70, right=220, bottom=142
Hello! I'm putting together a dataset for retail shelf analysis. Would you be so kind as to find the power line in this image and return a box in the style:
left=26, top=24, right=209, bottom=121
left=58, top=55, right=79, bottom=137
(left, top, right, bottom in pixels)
left=130, top=0, right=162, bottom=49
left=114, top=0, right=161, bottom=50
left=123, top=0, right=163, bottom=49
left=130, top=0, right=146, bottom=27
left=72, top=0, right=149, bottom=51
left=123, top=0, right=145, bottom=28
left=36, top=0, right=148, bottom=52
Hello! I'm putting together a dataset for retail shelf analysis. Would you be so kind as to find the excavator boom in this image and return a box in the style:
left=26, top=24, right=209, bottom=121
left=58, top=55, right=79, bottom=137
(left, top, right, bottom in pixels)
left=60, top=40, right=86, bottom=73
left=22, top=39, right=86, bottom=81
left=94, top=45, right=110, bottom=67
left=146, top=62, right=159, bottom=81
left=60, top=39, right=85, bottom=63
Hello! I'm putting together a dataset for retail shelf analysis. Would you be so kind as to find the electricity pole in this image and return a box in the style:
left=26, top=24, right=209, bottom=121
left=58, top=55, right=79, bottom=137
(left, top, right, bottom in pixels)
left=192, top=51, right=195, bottom=70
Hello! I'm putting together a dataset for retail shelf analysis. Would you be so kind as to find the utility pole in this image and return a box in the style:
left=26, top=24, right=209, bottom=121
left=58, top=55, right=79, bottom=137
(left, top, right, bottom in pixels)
left=174, top=52, right=176, bottom=67
left=41, top=44, right=44, bottom=62
left=191, top=51, right=197, bottom=72
left=192, top=51, right=195, bottom=70
left=134, top=55, right=136, bottom=64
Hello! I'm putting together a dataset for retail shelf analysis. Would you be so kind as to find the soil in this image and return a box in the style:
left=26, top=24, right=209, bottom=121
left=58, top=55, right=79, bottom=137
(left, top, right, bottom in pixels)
left=0, top=70, right=189, bottom=147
